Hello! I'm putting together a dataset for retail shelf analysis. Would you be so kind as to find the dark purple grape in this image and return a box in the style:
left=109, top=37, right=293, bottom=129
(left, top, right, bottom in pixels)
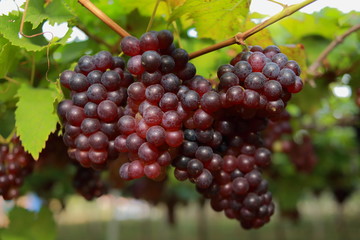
left=127, top=82, right=146, bottom=102
left=97, top=100, right=118, bottom=122
left=232, top=177, right=249, bottom=194
left=69, top=73, right=90, bottom=92
left=177, top=62, right=196, bottom=80
left=87, top=84, right=107, bottom=103
left=94, top=51, right=114, bottom=71
left=171, top=48, right=189, bottom=69
left=89, top=131, right=109, bottom=150
left=112, top=56, right=125, bottom=69
left=157, top=30, right=174, bottom=49
left=263, top=80, right=282, bottom=100
left=187, top=159, right=204, bottom=177
left=127, top=55, right=145, bottom=75
left=140, top=32, right=159, bottom=51
left=101, top=71, right=121, bottom=91
left=272, top=53, right=288, bottom=68
left=57, top=100, right=73, bottom=122
left=233, top=61, right=252, bottom=81
left=248, top=52, right=267, bottom=72
left=121, top=36, right=141, bottom=56
left=219, top=72, right=239, bottom=91
left=217, top=64, right=234, bottom=78
left=81, top=118, right=101, bottom=135
left=84, top=102, right=98, bottom=118
left=146, top=126, right=166, bottom=147
left=117, top=115, right=136, bottom=135
left=60, top=70, right=75, bottom=89
left=160, top=55, right=175, bottom=73
left=145, top=84, right=164, bottom=104
left=141, top=50, right=161, bottom=72
left=263, top=45, right=281, bottom=59
left=66, top=106, right=85, bottom=126
left=277, top=68, right=296, bottom=87
left=244, top=72, right=266, bottom=91
left=87, top=70, right=102, bottom=84
left=159, top=92, right=178, bottom=111
left=200, top=91, right=221, bottom=113
left=78, top=55, right=96, bottom=73
left=262, top=62, right=280, bottom=79
left=180, top=90, right=200, bottom=110
left=161, top=73, right=181, bottom=93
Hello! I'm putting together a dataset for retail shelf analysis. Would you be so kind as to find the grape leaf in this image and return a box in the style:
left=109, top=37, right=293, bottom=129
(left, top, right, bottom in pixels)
left=15, top=84, right=60, bottom=159
left=0, top=14, right=73, bottom=52
left=1, top=206, right=56, bottom=240
left=25, top=0, right=75, bottom=29
left=169, top=0, right=251, bottom=40
left=0, top=41, right=20, bottom=78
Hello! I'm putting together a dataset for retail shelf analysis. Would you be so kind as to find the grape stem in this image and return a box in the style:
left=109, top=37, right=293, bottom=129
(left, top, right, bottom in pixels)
left=78, top=0, right=131, bottom=38
left=146, top=0, right=162, bottom=32
left=307, top=23, right=360, bottom=77
left=189, top=0, right=317, bottom=60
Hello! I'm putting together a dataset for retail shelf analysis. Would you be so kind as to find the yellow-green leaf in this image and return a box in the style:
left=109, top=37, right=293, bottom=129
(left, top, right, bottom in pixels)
left=15, top=84, right=60, bottom=159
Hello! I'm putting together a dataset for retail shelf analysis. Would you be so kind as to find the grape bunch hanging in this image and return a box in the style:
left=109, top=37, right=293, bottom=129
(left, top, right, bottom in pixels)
left=57, top=30, right=304, bottom=229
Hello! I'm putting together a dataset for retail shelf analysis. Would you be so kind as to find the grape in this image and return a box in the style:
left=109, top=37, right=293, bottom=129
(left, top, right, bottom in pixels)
left=187, top=159, right=204, bottom=177
left=244, top=72, right=266, bottom=91
left=271, top=53, right=288, bottom=68
left=112, top=56, right=126, bottom=69
left=138, top=142, right=159, bottom=163
left=126, top=133, right=145, bottom=152
left=160, top=55, right=175, bottom=73
left=141, top=50, right=161, bottom=72
left=127, top=55, right=145, bottom=75
left=140, top=32, right=159, bottom=51
left=226, top=86, right=244, bottom=105
left=87, top=84, right=107, bottom=103
left=177, top=62, right=196, bottom=80
left=161, top=73, right=181, bottom=93
left=128, top=82, right=146, bottom=102
left=87, top=70, right=103, bottom=84
left=263, top=45, right=281, bottom=59
left=162, top=110, right=182, bottom=130
left=263, top=80, right=282, bottom=100
left=81, top=118, right=101, bottom=135
left=193, top=109, right=214, bottom=130
left=200, top=91, right=221, bottom=113
left=57, top=100, right=73, bottom=122
left=181, top=141, right=198, bottom=157
left=165, top=130, right=184, bottom=147
left=217, top=64, right=234, bottom=78
left=97, top=100, right=118, bottom=122
left=89, top=131, right=109, bottom=150
left=78, top=55, right=96, bottom=73
left=66, top=106, right=85, bottom=126
left=121, top=36, right=141, bottom=56
left=143, top=106, right=163, bottom=126
left=248, top=52, right=267, bottom=72
left=70, top=73, right=90, bottom=92
left=128, top=160, right=145, bottom=179
left=60, top=70, right=74, bottom=89
left=233, top=61, right=252, bottom=81
left=117, top=115, right=136, bottom=135
left=157, top=30, right=174, bottom=49
left=94, top=51, right=114, bottom=71
left=219, top=72, right=239, bottom=91
left=243, top=89, right=260, bottom=108
left=146, top=126, right=166, bottom=146
left=101, top=71, right=121, bottom=91
left=145, top=84, right=165, bottom=103
left=171, top=48, right=189, bottom=69
left=144, top=162, right=161, bottom=179
left=195, top=146, right=213, bottom=162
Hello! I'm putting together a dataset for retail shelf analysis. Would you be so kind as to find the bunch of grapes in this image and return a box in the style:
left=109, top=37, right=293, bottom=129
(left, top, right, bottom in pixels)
left=73, top=165, right=107, bottom=200
left=0, top=136, right=34, bottom=200
left=57, top=51, right=133, bottom=169
left=56, top=30, right=305, bottom=229
left=114, top=30, right=202, bottom=180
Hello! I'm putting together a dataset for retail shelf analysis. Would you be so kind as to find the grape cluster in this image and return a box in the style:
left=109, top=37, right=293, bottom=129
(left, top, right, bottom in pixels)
left=73, top=165, right=107, bottom=200
left=263, top=111, right=317, bottom=173
left=56, top=30, right=304, bottom=229
left=115, top=30, right=199, bottom=180
left=0, top=136, right=34, bottom=200
left=57, top=51, right=133, bottom=169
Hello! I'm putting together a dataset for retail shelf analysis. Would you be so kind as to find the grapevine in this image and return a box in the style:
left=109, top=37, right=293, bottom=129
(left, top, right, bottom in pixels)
left=0, top=0, right=360, bottom=237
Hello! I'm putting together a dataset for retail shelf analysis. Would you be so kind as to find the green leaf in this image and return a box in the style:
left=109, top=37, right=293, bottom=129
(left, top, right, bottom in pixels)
left=15, top=84, right=60, bottom=159
left=169, top=0, right=251, bottom=40
left=0, top=14, right=73, bottom=52
left=1, top=206, right=56, bottom=240
left=0, top=41, right=20, bottom=78
left=25, top=0, right=75, bottom=29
